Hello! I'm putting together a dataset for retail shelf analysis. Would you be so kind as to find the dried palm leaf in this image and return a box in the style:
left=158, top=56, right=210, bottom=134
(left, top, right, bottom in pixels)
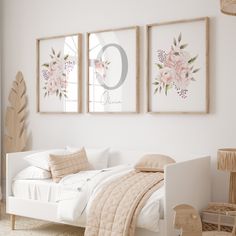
left=4, top=71, right=27, bottom=153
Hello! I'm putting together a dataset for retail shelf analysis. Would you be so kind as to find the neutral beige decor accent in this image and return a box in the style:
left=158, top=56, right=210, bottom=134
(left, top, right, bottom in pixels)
left=202, top=202, right=236, bottom=232
left=134, top=154, right=175, bottom=172
left=173, top=204, right=236, bottom=236
left=218, top=148, right=236, bottom=204
left=49, top=148, right=91, bottom=183
left=221, top=0, right=236, bottom=16
left=85, top=171, right=164, bottom=236
left=4, top=71, right=27, bottom=153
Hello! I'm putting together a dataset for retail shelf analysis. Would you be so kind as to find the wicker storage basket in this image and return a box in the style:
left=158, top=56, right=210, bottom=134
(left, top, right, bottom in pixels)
left=203, top=233, right=233, bottom=235
left=202, top=202, right=236, bottom=234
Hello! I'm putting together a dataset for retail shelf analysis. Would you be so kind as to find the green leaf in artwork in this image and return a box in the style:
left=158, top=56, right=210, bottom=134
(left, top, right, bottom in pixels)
left=42, top=63, right=49, bottom=67
left=180, top=44, right=188, bottom=49
left=174, top=52, right=180, bottom=56
left=57, top=51, right=61, bottom=58
left=52, top=48, right=55, bottom=55
left=154, top=87, right=159, bottom=94
left=156, top=63, right=163, bottom=69
left=178, top=33, right=182, bottom=42
left=188, top=55, right=198, bottom=64
left=153, top=81, right=159, bottom=85
left=173, top=38, right=177, bottom=46
left=165, top=84, right=171, bottom=96
left=64, top=54, right=69, bottom=60
left=193, top=68, right=200, bottom=73
left=191, top=77, right=196, bottom=81
left=165, top=85, right=168, bottom=96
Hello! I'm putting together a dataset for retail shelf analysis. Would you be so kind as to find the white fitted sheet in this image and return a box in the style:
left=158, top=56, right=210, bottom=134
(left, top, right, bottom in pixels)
left=12, top=179, right=76, bottom=202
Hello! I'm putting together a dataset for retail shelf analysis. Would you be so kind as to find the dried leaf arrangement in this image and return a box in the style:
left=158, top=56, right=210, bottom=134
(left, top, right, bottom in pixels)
left=4, top=71, right=27, bottom=153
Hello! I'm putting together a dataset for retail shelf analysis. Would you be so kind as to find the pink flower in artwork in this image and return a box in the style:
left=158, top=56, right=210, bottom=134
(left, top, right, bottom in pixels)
left=157, top=67, right=176, bottom=85
left=175, top=68, right=191, bottom=90
left=153, top=33, right=200, bottom=98
left=95, top=59, right=110, bottom=80
left=41, top=48, right=75, bottom=99
left=46, top=78, right=59, bottom=95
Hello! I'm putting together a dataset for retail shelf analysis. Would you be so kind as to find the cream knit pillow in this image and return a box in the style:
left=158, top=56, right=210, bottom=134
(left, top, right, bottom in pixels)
left=49, top=148, right=91, bottom=183
left=135, top=154, right=175, bottom=172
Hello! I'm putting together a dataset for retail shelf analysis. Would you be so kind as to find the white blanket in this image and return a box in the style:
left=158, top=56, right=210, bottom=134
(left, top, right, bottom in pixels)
left=57, top=165, right=164, bottom=232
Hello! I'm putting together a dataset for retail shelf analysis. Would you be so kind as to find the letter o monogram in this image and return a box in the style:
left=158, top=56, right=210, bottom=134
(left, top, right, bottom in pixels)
left=96, top=43, right=128, bottom=90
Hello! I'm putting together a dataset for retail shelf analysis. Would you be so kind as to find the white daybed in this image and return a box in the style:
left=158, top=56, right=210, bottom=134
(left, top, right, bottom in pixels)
left=6, top=150, right=211, bottom=236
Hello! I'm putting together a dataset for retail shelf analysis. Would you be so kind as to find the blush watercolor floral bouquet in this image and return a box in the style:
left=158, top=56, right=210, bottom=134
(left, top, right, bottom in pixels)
left=41, top=48, right=76, bottom=99
left=153, top=33, right=200, bottom=99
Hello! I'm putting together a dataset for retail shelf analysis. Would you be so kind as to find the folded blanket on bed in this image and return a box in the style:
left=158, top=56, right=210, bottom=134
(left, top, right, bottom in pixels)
left=84, top=170, right=164, bottom=236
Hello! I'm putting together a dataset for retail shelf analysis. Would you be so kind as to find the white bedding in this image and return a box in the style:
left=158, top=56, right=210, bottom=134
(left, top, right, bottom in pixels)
left=12, top=165, right=164, bottom=232
left=12, top=179, right=72, bottom=202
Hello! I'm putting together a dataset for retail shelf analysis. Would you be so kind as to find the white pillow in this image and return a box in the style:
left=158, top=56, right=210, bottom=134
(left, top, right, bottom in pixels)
left=14, top=166, right=52, bottom=180
left=24, top=149, right=69, bottom=171
left=66, top=146, right=110, bottom=170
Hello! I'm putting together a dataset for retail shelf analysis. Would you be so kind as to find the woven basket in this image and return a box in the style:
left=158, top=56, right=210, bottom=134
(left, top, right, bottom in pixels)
left=202, top=202, right=236, bottom=235
left=203, top=232, right=233, bottom=236
left=202, top=222, right=233, bottom=232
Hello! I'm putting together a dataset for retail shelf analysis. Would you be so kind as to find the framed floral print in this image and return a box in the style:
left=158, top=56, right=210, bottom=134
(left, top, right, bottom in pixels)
left=87, top=26, right=139, bottom=113
left=147, top=18, right=209, bottom=113
left=37, top=33, right=82, bottom=113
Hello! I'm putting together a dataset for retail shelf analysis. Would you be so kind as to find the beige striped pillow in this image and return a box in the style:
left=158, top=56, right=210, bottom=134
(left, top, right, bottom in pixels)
left=49, top=148, right=91, bottom=183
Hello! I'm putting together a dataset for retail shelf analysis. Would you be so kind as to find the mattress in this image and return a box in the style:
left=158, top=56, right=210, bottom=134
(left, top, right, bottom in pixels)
left=12, top=179, right=164, bottom=215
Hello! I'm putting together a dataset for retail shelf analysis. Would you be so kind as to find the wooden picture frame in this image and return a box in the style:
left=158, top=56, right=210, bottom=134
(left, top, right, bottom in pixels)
left=87, top=26, right=139, bottom=114
left=37, top=33, right=82, bottom=113
left=147, top=17, right=209, bottom=114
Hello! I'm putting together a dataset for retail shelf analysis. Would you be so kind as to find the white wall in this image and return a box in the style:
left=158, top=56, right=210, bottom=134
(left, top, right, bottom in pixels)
left=1, top=0, right=236, bottom=202
left=0, top=0, right=3, bottom=199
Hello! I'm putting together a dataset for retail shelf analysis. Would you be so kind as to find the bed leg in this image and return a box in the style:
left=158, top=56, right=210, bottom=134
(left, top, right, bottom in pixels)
left=0, top=201, right=2, bottom=220
left=10, top=214, right=16, bottom=230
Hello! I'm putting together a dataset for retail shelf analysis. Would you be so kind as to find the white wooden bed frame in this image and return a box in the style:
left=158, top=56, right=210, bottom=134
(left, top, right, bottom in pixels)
left=6, top=150, right=211, bottom=236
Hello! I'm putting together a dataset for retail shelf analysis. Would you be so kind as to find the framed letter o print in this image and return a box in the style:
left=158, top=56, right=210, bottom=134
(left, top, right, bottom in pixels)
left=37, top=33, right=82, bottom=113
left=147, top=18, right=209, bottom=114
left=87, top=26, right=139, bottom=113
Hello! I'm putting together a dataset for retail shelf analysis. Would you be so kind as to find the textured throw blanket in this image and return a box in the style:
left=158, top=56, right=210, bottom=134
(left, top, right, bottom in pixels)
left=84, top=170, right=164, bottom=236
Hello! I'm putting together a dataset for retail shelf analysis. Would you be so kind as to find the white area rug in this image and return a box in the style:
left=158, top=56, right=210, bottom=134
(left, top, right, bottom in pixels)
left=0, top=207, right=84, bottom=236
